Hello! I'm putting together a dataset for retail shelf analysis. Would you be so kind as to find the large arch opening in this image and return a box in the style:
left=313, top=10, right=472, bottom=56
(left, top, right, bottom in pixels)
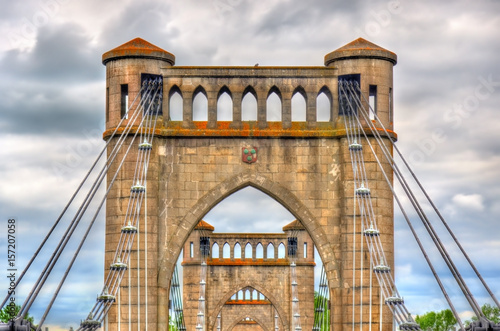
left=210, top=284, right=285, bottom=331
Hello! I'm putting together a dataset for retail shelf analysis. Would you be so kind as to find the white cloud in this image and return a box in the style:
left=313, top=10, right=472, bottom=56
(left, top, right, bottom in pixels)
left=452, top=193, right=485, bottom=211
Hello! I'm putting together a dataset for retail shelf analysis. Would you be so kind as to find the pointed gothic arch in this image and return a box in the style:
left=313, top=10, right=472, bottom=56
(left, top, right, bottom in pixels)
left=168, top=85, right=183, bottom=121
left=158, top=171, right=342, bottom=331
left=226, top=315, right=270, bottom=331
left=292, top=86, right=307, bottom=122
left=158, top=171, right=340, bottom=288
left=317, top=85, right=333, bottom=122
left=207, top=283, right=288, bottom=331
left=192, top=85, right=208, bottom=121
left=267, top=85, right=282, bottom=121
left=241, top=85, right=258, bottom=121
left=217, top=85, right=233, bottom=121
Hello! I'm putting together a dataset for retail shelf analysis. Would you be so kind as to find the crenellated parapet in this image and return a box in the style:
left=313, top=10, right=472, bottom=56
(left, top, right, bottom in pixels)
left=102, top=37, right=397, bottom=139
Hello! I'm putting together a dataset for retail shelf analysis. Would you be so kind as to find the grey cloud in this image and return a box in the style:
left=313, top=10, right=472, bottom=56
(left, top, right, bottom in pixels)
left=1, top=23, right=102, bottom=83
left=1, top=0, right=500, bottom=327
left=0, top=91, right=103, bottom=136
left=98, top=1, right=179, bottom=53
left=0, top=22, right=104, bottom=137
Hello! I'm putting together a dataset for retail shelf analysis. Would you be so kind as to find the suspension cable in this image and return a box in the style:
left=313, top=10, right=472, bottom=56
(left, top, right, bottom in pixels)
left=340, top=80, right=422, bottom=328
left=18, top=82, right=153, bottom=321
left=354, top=83, right=500, bottom=311
left=340, top=80, right=466, bottom=329
left=82, top=81, right=162, bottom=329
left=35, top=81, right=162, bottom=330
left=0, top=86, right=146, bottom=312
left=346, top=81, right=485, bottom=321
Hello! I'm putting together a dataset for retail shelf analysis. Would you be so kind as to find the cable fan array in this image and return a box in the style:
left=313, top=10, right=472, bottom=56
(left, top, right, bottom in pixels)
left=169, top=265, right=186, bottom=330
left=77, top=77, right=162, bottom=330
left=0, top=77, right=163, bottom=331
left=339, top=80, right=419, bottom=330
left=196, top=230, right=210, bottom=330
left=312, top=266, right=330, bottom=331
left=287, top=227, right=302, bottom=331
left=339, top=79, right=500, bottom=331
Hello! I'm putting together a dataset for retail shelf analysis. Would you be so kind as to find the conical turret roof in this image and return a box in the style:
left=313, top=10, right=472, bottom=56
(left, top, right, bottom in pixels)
left=325, top=37, right=397, bottom=66
left=282, top=220, right=305, bottom=231
left=102, top=37, right=175, bottom=65
left=195, top=220, right=215, bottom=231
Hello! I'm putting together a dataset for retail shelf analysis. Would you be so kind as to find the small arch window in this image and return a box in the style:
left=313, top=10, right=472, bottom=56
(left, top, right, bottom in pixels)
left=267, top=243, right=275, bottom=259
left=169, top=86, right=183, bottom=121
left=212, top=242, right=219, bottom=258
left=267, top=88, right=282, bottom=121
left=278, top=243, right=286, bottom=259
left=217, top=88, right=233, bottom=121
left=223, top=243, right=230, bottom=258
left=193, top=87, right=208, bottom=121
left=316, top=87, right=332, bottom=122
left=242, top=88, right=257, bottom=121
left=245, top=243, right=253, bottom=259
left=256, top=243, right=263, bottom=259
left=292, top=88, right=307, bottom=122
left=234, top=243, right=242, bottom=258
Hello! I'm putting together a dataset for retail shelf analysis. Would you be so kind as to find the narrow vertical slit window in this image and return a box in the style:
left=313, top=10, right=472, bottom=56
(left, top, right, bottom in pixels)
left=190, top=242, right=194, bottom=258
left=389, top=87, right=393, bottom=123
left=121, top=84, right=129, bottom=119
left=369, top=85, right=377, bottom=121
left=106, top=87, right=109, bottom=123
left=304, top=242, right=307, bottom=258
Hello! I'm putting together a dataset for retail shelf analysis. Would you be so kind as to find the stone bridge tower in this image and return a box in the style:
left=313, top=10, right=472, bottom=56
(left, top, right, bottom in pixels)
left=101, top=37, right=397, bottom=331
left=182, top=220, right=315, bottom=330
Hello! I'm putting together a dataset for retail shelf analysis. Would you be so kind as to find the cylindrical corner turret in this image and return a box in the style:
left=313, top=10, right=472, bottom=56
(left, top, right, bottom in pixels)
left=102, top=38, right=174, bottom=129
left=282, top=220, right=314, bottom=263
left=183, top=220, right=215, bottom=263
left=325, top=38, right=397, bottom=129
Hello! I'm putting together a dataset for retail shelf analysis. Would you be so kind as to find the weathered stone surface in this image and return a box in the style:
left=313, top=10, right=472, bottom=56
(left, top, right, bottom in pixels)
left=182, top=223, right=314, bottom=330
left=102, top=37, right=397, bottom=331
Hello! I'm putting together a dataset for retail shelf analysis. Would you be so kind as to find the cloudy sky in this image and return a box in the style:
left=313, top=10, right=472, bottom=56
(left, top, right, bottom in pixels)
left=1, top=0, right=500, bottom=329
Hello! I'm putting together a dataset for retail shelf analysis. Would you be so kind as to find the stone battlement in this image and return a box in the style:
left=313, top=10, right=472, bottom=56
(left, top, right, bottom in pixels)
left=103, top=37, right=396, bottom=138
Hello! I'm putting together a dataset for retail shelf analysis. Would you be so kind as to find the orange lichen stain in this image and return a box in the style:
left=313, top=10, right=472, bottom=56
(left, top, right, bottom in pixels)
left=195, top=220, right=214, bottom=231
left=225, top=300, right=271, bottom=305
left=211, top=233, right=284, bottom=239
left=330, top=37, right=397, bottom=56
left=204, top=259, right=316, bottom=267
left=102, top=38, right=175, bottom=64
left=103, top=121, right=398, bottom=140
left=169, top=65, right=332, bottom=70
left=237, top=320, right=258, bottom=324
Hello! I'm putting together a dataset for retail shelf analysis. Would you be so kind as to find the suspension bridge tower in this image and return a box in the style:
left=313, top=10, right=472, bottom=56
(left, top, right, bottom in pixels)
left=101, top=37, right=398, bottom=331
